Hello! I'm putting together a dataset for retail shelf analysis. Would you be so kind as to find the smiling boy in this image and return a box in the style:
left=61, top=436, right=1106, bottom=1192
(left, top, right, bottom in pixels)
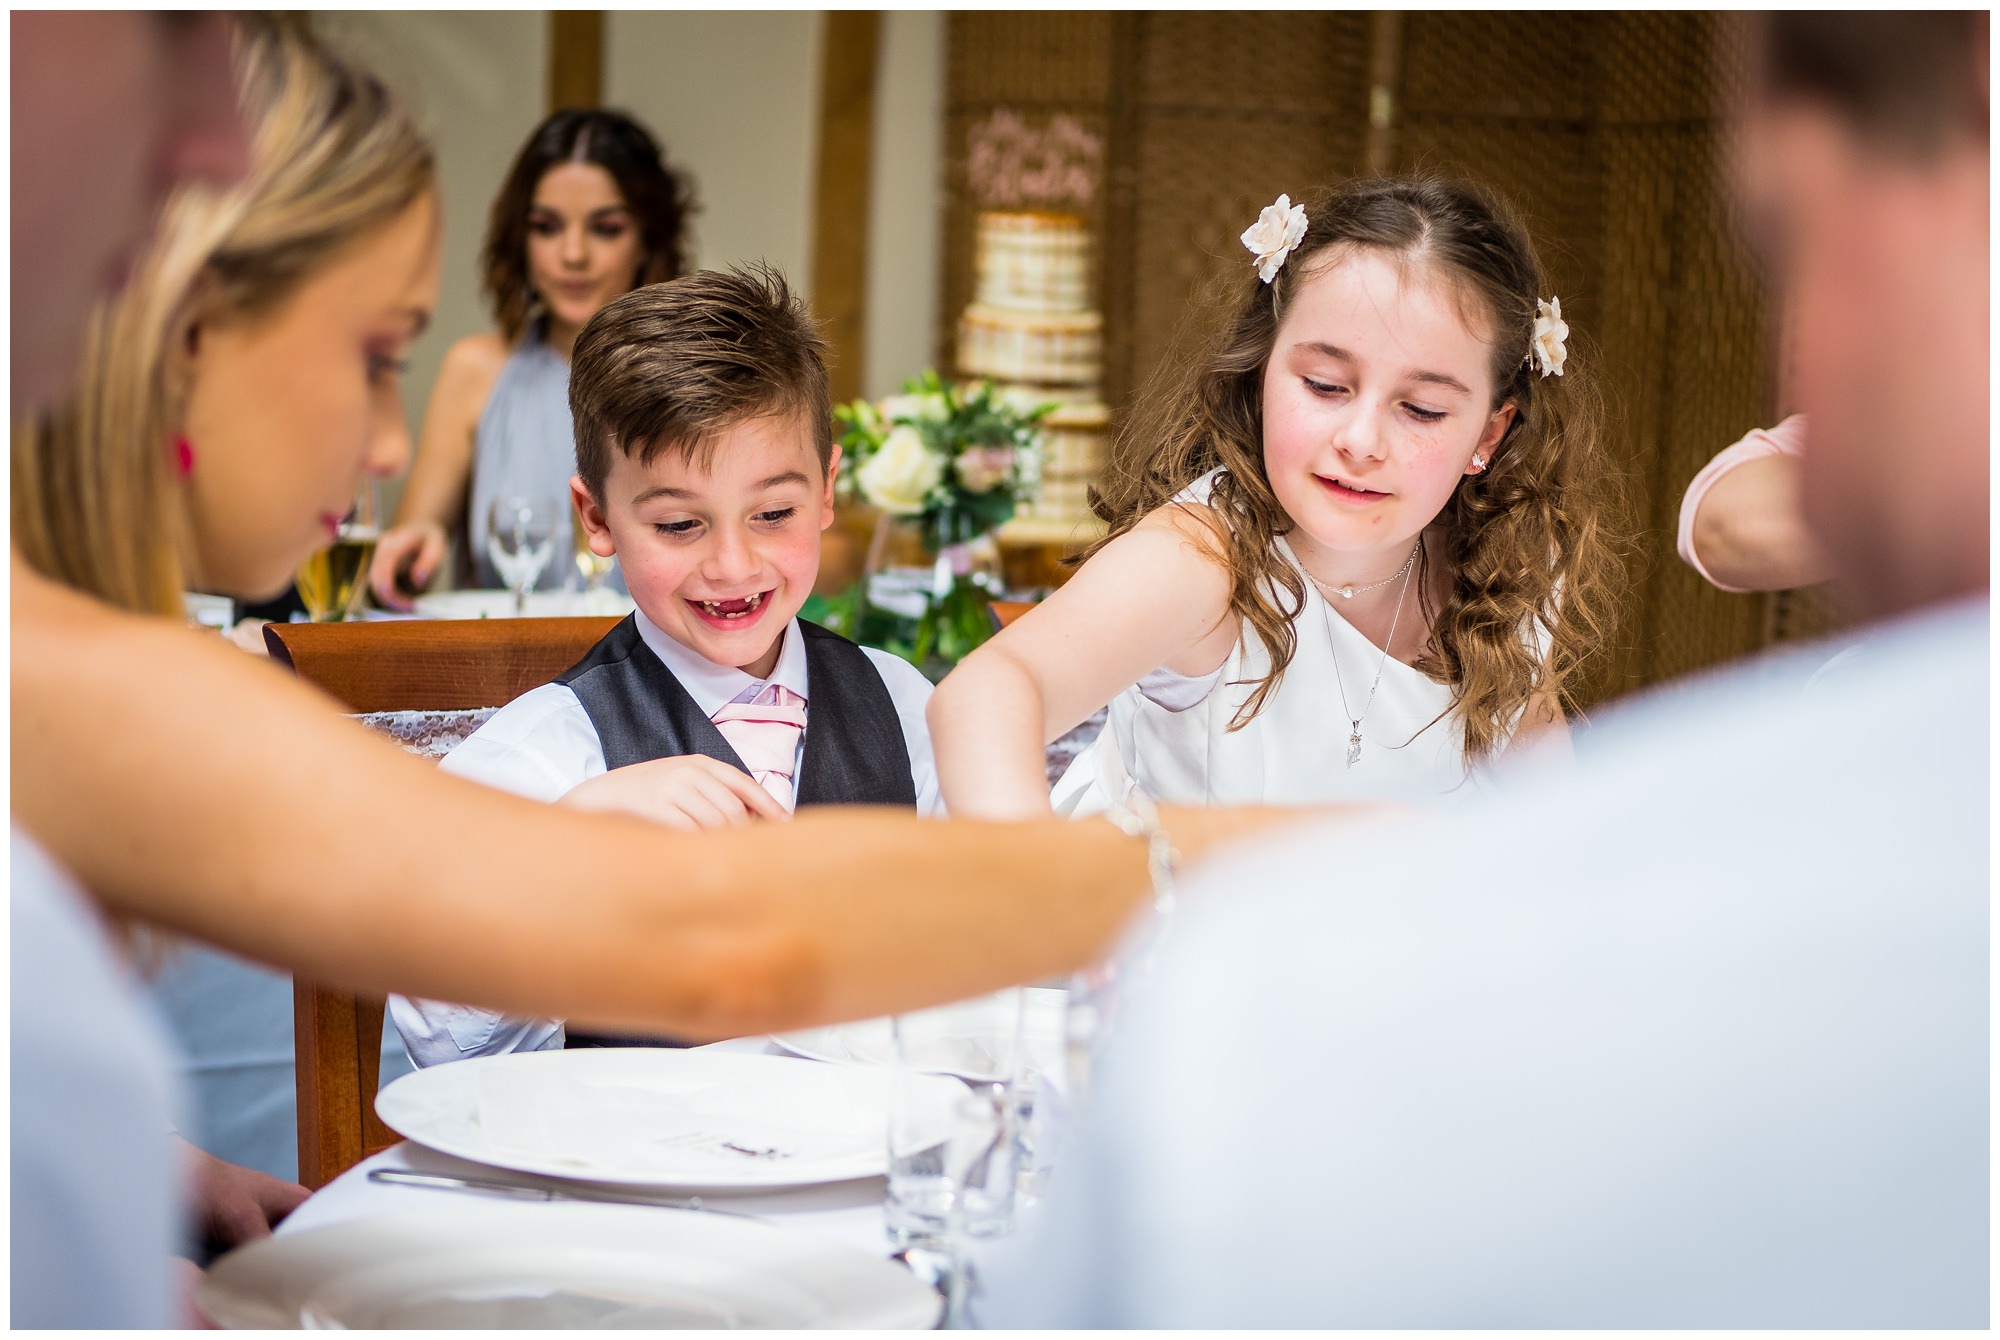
left=391, top=266, right=940, bottom=1062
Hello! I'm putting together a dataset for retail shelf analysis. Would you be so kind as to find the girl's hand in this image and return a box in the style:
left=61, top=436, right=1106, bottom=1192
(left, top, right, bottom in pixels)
left=559, top=755, right=789, bottom=830
left=368, top=520, right=447, bottom=610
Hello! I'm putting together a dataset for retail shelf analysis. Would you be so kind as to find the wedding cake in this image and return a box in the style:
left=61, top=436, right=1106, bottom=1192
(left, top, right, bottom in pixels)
left=957, top=210, right=1111, bottom=539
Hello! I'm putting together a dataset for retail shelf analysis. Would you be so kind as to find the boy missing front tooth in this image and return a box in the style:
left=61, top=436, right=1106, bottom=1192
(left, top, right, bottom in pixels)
left=391, top=265, right=940, bottom=1062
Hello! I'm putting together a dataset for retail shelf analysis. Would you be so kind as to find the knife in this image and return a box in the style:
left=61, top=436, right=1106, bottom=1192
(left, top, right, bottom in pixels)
left=366, top=1167, right=762, bottom=1218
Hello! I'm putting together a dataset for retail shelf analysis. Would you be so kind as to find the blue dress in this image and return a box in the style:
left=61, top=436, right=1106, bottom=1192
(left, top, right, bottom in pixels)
left=464, top=326, right=625, bottom=593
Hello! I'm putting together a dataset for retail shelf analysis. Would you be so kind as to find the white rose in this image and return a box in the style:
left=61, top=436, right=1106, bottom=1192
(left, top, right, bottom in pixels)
left=856, top=425, right=944, bottom=515
left=991, top=384, right=1044, bottom=416
left=954, top=445, right=1017, bottom=495
left=880, top=392, right=950, bottom=424
left=1530, top=296, right=1569, bottom=377
left=1240, top=193, right=1309, bottom=284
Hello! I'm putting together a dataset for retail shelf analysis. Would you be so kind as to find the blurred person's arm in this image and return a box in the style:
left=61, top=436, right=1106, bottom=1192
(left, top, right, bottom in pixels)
left=175, top=1136, right=307, bottom=1253
left=369, top=334, right=506, bottom=609
left=1678, top=416, right=1832, bottom=593
left=12, top=552, right=1297, bottom=1040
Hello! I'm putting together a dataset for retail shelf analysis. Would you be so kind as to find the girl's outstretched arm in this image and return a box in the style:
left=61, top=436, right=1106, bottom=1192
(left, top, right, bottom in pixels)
left=929, top=505, right=1237, bottom=820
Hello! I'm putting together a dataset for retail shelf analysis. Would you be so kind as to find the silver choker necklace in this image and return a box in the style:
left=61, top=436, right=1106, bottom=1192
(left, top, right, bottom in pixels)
left=1321, top=540, right=1421, bottom=767
left=1306, top=543, right=1420, bottom=601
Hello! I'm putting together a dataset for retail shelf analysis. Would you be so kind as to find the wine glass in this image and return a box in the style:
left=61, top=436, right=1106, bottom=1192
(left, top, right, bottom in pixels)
left=296, top=481, right=381, bottom=622
left=571, top=497, right=617, bottom=604
left=486, top=495, right=557, bottom=615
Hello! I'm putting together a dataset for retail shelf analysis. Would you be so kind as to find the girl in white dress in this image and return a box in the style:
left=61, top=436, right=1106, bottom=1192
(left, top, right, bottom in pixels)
left=929, top=175, right=1624, bottom=816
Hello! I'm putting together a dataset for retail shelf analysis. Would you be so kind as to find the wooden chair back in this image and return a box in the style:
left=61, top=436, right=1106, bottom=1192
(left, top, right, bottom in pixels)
left=263, top=616, right=621, bottom=712
left=265, top=615, right=619, bottom=1187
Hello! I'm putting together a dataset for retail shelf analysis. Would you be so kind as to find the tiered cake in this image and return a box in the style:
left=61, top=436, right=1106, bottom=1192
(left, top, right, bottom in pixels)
left=956, top=211, right=1112, bottom=539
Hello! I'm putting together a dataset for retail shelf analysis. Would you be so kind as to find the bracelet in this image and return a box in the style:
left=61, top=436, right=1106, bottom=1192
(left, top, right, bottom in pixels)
left=1104, top=787, right=1179, bottom=917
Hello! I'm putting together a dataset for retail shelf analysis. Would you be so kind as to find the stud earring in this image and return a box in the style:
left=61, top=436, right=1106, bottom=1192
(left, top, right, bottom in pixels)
left=172, top=435, right=196, bottom=479
left=1470, top=454, right=1488, bottom=473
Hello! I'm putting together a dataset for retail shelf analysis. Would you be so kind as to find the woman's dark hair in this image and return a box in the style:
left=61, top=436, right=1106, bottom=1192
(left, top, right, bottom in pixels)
left=482, top=108, right=697, bottom=343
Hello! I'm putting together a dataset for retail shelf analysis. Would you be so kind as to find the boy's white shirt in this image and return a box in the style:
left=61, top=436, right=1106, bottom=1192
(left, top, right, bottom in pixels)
left=389, top=610, right=942, bottom=1067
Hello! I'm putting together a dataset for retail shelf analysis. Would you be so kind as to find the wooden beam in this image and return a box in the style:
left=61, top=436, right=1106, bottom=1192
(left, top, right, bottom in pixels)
left=810, top=12, right=883, bottom=406
left=549, top=11, right=604, bottom=112
left=1365, top=11, right=1405, bottom=175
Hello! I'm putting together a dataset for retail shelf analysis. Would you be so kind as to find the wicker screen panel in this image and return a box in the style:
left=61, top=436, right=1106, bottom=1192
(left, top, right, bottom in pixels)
left=1122, top=113, right=1354, bottom=414
left=1640, top=123, right=1775, bottom=686
left=947, top=11, right=1116, bottom=105
left=1134, top=11, right=1370, bottom=118
left=942, top=11, right=1820, bottom=701
left=1117, top=12, right=1370, bottom=416
left=1399, top=11, right=1596, bottom=123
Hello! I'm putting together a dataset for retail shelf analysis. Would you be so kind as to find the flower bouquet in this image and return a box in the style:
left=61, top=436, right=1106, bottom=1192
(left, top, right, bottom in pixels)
left=832, top=371, right=1048, bottom=670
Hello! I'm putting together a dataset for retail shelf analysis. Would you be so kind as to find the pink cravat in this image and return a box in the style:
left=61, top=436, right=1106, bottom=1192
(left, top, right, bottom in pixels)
left=710, top=683, right=808, bottom=811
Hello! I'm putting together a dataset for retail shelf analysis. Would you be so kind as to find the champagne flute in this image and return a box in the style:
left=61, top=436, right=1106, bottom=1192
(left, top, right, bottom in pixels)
left=296, top=481, right=382, bottom=622
left=487, top=495, right=558, bottom=615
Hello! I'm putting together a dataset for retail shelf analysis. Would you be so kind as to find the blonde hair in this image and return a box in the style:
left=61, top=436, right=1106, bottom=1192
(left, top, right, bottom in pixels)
left=1092, top=175, right=1626, bottom=759
left=13, top=14, right=435, bottom=615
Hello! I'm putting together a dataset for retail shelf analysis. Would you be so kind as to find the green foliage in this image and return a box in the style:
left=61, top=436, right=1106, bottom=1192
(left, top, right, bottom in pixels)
left=834, top=371, right=1054, bottom=553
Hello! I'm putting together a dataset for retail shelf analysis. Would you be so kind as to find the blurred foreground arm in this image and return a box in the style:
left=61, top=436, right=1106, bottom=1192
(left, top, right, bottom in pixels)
left=176, top=1137, right=308, bottom=1253
left=12, top=556, right=1301, bottom=1040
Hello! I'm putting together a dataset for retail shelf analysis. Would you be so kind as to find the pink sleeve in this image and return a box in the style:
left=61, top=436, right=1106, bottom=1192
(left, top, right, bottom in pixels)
left=1676, top=415, right=1808, bottom=593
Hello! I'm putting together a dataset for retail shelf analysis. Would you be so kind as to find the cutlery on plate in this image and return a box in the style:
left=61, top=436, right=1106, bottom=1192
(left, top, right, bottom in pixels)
left=654, top=1129, right=793, bottom=1160
left=366, top=1168, right=762, bottom=1217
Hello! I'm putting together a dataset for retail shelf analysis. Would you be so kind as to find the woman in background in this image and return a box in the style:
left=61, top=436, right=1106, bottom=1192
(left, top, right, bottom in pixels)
left=370, top=108, right=695, bottom=604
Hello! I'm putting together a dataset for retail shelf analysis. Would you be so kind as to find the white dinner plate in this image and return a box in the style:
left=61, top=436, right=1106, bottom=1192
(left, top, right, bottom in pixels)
left=412, top=588, right=634, bottom=620
left=376, top=1049, right=962, bottom=1189
left=199, top=1200, right=941, bottom=1329
left=772, top=987, right=1067, bottom=1084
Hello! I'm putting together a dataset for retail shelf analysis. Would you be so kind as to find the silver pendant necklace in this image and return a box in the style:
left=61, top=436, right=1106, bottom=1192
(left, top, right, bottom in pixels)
left=1320, top=540, right=1420, bottom=767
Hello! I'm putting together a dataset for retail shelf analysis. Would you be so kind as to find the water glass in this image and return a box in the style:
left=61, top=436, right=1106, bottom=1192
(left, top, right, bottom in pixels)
left=884, top=1017, right=964, bottom=1253
left=570, top=496, right=617, bottom=594
left=947, top=1084, right=1019, bottom=1239
left=486, top=495, right=558, bottom=614
left=884, top=988, right=1027, bottom=1252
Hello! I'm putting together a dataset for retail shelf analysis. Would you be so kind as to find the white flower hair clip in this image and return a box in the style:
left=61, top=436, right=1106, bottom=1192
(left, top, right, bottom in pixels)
left=1529, top=296, right=1569, bottom=377
left=1241, top=193, right=1309, bottom=284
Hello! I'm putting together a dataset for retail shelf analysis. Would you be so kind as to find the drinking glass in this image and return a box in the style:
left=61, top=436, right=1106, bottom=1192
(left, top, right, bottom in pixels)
left=885, top=1017, right=963, bottom=1255
left=570, top=499, right=617, bottom=599
left=947, top=1084, right=1020, bottom=1240
left=885, top=988, right=1026, bottom=1255
left=296, top=481, right=381, bottom=622
left=486, top=495, right=558, bottom=614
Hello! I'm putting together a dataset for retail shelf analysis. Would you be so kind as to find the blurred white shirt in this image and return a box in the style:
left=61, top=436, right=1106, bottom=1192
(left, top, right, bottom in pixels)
left=11, top=827, right=185, bottom=1328
left=987, top=597, right=1988, bottom=1328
